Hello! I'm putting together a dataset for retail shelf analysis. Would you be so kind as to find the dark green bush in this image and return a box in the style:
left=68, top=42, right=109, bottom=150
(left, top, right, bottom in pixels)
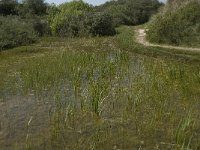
left=18, top=0, right=47, bottom=16
left=28, top=16, right=51, bottom=36
left=0, top=16, right=38, bottom=50
left=83, top=12, right=116, bottom=36
left=52, top=13, right=84, bottom=37
left=96, top=2, right=127, bottom=27
left=147, top=1, right=200, bottom=46
left=95, top=0, right=162, bottom=27
left=0, top=0, right=18, bottom=16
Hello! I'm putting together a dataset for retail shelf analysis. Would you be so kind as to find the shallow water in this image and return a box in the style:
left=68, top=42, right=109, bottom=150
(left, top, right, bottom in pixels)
left=0, top=45, right=199, bottom=149
left=0, top=94, right=51, bottom=150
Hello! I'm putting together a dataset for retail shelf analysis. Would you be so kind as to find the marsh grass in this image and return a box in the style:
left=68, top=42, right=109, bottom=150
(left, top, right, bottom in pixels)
left=0, top=26, right=199, bottom=150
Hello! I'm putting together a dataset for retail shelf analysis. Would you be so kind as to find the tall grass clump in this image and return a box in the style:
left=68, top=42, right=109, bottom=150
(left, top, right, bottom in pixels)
left=147, top=0, right=200, bottom=47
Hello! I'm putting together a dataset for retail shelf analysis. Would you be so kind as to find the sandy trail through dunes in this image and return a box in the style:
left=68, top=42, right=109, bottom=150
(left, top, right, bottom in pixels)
left=136, top=29, right=200, bottom=52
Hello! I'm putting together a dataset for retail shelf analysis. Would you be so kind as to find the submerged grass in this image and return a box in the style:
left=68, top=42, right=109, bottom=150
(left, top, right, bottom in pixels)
left=0, top=26, right=199, bottom=150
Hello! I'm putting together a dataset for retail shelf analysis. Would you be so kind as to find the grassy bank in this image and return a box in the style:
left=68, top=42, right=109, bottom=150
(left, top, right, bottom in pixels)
left=117, top=26, right=200, bottom=63
left=0, top=26, right=199, bottom=150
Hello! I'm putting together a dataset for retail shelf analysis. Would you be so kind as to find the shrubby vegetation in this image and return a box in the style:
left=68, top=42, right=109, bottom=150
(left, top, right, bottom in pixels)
left=49, top=1, right=92, bottom=37
left=147, top=0, right=200, bottom=47
left=48, top=0, right=161, bottom=37
left=49, top=1, right=115, bottom=37
left=19, top=0, right=47, bottom=16
left=0, top=0, right=50, bottom=50
left=83, top=12, right=116, bottom=36
left=0, top=0, right=18, bottom=16
left=96, top=0, right=162, bottom=27
left=0, top=16, right=37, bottom=49
left=0, top=0, right=161, bottom=49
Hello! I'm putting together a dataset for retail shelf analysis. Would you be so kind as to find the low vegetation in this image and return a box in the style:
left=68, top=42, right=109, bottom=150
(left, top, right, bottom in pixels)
left=147, top=0, right=200, bottom=47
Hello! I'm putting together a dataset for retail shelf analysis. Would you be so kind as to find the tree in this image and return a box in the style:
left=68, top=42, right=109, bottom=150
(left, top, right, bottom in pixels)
left=124, top=0, right=162, bottom=25
left=83, top=12, right=116, bottom=36
left=21, top=0, right=47, bottom=15
left=50, top=0, right=93, bottom=36
left=0, top=0, right=18, bottom=15
left=95, top=0, right=162, bottom=26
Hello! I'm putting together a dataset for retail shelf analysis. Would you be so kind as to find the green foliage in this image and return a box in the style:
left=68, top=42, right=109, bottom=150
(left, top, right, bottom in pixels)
left=124, top=0, right=162, bottom=25
left=58, top=0, right=93, bottom=14
left=0, top=0, right=162, bottom=48
left=52, top=13, right=84, bottom=37
left=147, top=0, right=200, bottom=46
left=0, top=16, right=37, bottom=50
left=97, top=3, right=127, bottom=27
left=17, top=0, right=50, bottom=36
left=0, top=0, right=47, bottom=16
left=49, top=1, right=115, bottom=37
left=96, top=0, right=162, bottom=27
left=83, top=12, right=116, bottom=36
left=0, top=0, right=51, bottom=50
left=20, top=0, right=47, bottom=16
left=0, top=0, right=18, bottom=15
left=29, top=16, right=51, bottom=36
left=47, top=4, right=60, bottom=25
left=50, top=1, right=93, bottom=36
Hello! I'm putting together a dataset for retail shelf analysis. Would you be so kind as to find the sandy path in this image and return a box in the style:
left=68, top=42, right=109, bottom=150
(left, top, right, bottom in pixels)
left=136, top=29, right=200, bottom=52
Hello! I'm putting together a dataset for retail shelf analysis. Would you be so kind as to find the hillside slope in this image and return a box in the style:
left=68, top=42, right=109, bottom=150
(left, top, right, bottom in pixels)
left=147, top=0, right=200, bottom=47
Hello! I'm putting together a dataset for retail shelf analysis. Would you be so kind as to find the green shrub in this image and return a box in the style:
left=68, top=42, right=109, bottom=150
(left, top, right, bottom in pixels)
left=19, top=0, right=47, bottom=16
left=147, top=0, right=200, bottom=46
left=28, top=16, right=51, bottom=36
left=82, top=12, right=116, bottom=36
left=47, top=4, right=60, bottom=25
left=50, top=1, right=93, bottom=37
left=0, top=0, right=18, bottom=16
left=95, top=0, right=162, bottom=27
left=52, top=13, right=84, bottom=37
left=49, top=1, right=116, bottom=37
left=0, top=16, right=38, bottom=50
left=96, top=3, right=127, bottom=27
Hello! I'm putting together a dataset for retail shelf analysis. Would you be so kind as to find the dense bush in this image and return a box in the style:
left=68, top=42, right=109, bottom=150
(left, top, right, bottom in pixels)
left=95, top=0, right=162, bottom=27
left=0, top=0, right=51, bottom=50
left=51, top=13, right=83, bottom=37
left=29, top=16, right=51, bottom=36
left=50, top=1, right=93, bottom=37
left=49, top=1, right=115, bottom=37
left=0, top=0, right=18, bottom=16
left=95, top=1, right=127, bottom=27
left=0, top=16, right=38, bottom=50
left=83, top=12, right=116, bottom=36
left=147, top=0, right=200, bottom=46
left=18, top=0, right=47, bottom=16
left=0, top=0, right=48, bottom=16
left=47, top=4, right=60, bottom=25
